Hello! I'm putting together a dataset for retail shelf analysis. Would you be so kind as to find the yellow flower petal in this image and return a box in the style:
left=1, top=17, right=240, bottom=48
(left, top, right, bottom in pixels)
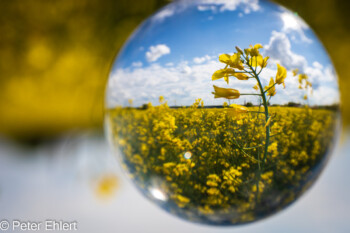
left=250, top=55, right=269, bottom=68
left=219, top=54, right=231, bottom=64
left=212, top=68, right=235, bottom=83
left=218, top=53, right=244, bottom=70
left=254, top=44, right=263, bottom=49
left=275, top=63, right=287, bottom=86
left=230, top=53, right=245, bottom=70
left=265, top=77, right=276, bottom=96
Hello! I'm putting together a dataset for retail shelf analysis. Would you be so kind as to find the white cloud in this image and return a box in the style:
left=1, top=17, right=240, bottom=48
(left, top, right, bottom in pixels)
left=152, top=7, right=176, bottom=22
left=152, top=0, right=260, bottom=24
left=132, top=61, right=143, bottom=67
left=107, top=50, right=339, bottom=108
left=312, top=61, right=323, bottom=70
left=197, top=5, right=217, bottom=12
left=197, top=0, right=260, bottom=13
left=193, top=55, right=212, bottom=64
left=145, top=44, right=171, bottom=63
left=280, top=11, right=312, bottom=43
left=262, top=30, right=339, bottom=105
left=264, top=31, right=307, bottom=71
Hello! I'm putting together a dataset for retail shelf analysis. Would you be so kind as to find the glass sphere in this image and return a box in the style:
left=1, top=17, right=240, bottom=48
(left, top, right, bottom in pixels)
left=105, top=0, right=341, bottom=225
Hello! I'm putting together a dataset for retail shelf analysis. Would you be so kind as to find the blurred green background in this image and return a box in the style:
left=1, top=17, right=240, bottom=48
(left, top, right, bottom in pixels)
left=0, top=0, right=348, bottom=142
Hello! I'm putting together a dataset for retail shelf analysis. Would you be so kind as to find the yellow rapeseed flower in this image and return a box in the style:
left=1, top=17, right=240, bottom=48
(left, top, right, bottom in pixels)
left=212, top=68, right=236, bottom=84
left=250, top=55, right=269, bottom=68
left=212, top=85, right=240, bottom=99
left=265, top=77, right=276, bottom=96
left=219, top=53, right=244, bottom=70
left=275, top=63, right=287, bottom=87
left=248, top=44, right=263, bottom=57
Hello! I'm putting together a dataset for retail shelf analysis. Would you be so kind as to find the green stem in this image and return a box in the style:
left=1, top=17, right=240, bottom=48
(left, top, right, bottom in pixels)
left=243, top=145, right=263, bottom=150
left=240, top=93, right=262, bottom=96
left=248, top=64, right=270, bottom=166
left=244, top=54, right=271, bottom=203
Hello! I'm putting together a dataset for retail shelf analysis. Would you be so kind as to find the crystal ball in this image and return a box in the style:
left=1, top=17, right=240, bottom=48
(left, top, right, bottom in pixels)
left=105, top=0, right=341, bottom=225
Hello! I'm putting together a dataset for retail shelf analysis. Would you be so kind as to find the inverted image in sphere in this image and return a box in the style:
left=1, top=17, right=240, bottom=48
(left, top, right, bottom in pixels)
left=105, top=0, right=341, bottom=225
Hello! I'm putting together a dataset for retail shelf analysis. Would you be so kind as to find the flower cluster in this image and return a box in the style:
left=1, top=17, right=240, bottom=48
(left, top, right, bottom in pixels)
left=211, top=44, right=287, bottom=101
left=107, top=102, right=336, bottom=224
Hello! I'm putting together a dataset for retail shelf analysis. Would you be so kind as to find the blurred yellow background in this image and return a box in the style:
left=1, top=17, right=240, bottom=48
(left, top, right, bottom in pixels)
left=0, top=0, right=348, bottom=141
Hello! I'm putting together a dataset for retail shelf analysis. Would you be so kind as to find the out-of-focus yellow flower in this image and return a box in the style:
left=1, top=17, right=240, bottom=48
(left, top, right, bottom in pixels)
left=128, top=99, right=133, bottom=106
left=292, top=68, right=299, bottom=76
left=298, top=73, right=312, bottom=89
left=229, top=104, right=249, bottom=113
left=96, top=174, right=119, bottom=199
left=303, top=95, right=308, bottom=100
left=298, top=73, right=308, bottom=83
left=174, top=194, right=190, bottom=208
left=159, top=96, right=164, bottom=103
left=212, top=85, right=240, bottom=99
left=233, top=73, right=249, bottom=80
left=219, top=53, right=244, bottom=70
left=265, top=78, right=276, bottom=96
left=212, top=68, right=236, bottom=84
left=253, top=83, right=259, bottom=90
left=306, top=81, right=312, bottom=88
left=275, top=63, right=287, bottom=87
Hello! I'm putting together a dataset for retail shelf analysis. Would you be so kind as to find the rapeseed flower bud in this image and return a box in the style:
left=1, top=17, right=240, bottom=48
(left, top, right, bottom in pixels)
left=212, top=85, right=240, bottom=99
left=233, top=73, right=249, bottom=80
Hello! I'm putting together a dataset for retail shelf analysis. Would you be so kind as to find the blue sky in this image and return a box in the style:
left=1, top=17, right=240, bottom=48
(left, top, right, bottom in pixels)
left=107, top=0, right=340, bottom=107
